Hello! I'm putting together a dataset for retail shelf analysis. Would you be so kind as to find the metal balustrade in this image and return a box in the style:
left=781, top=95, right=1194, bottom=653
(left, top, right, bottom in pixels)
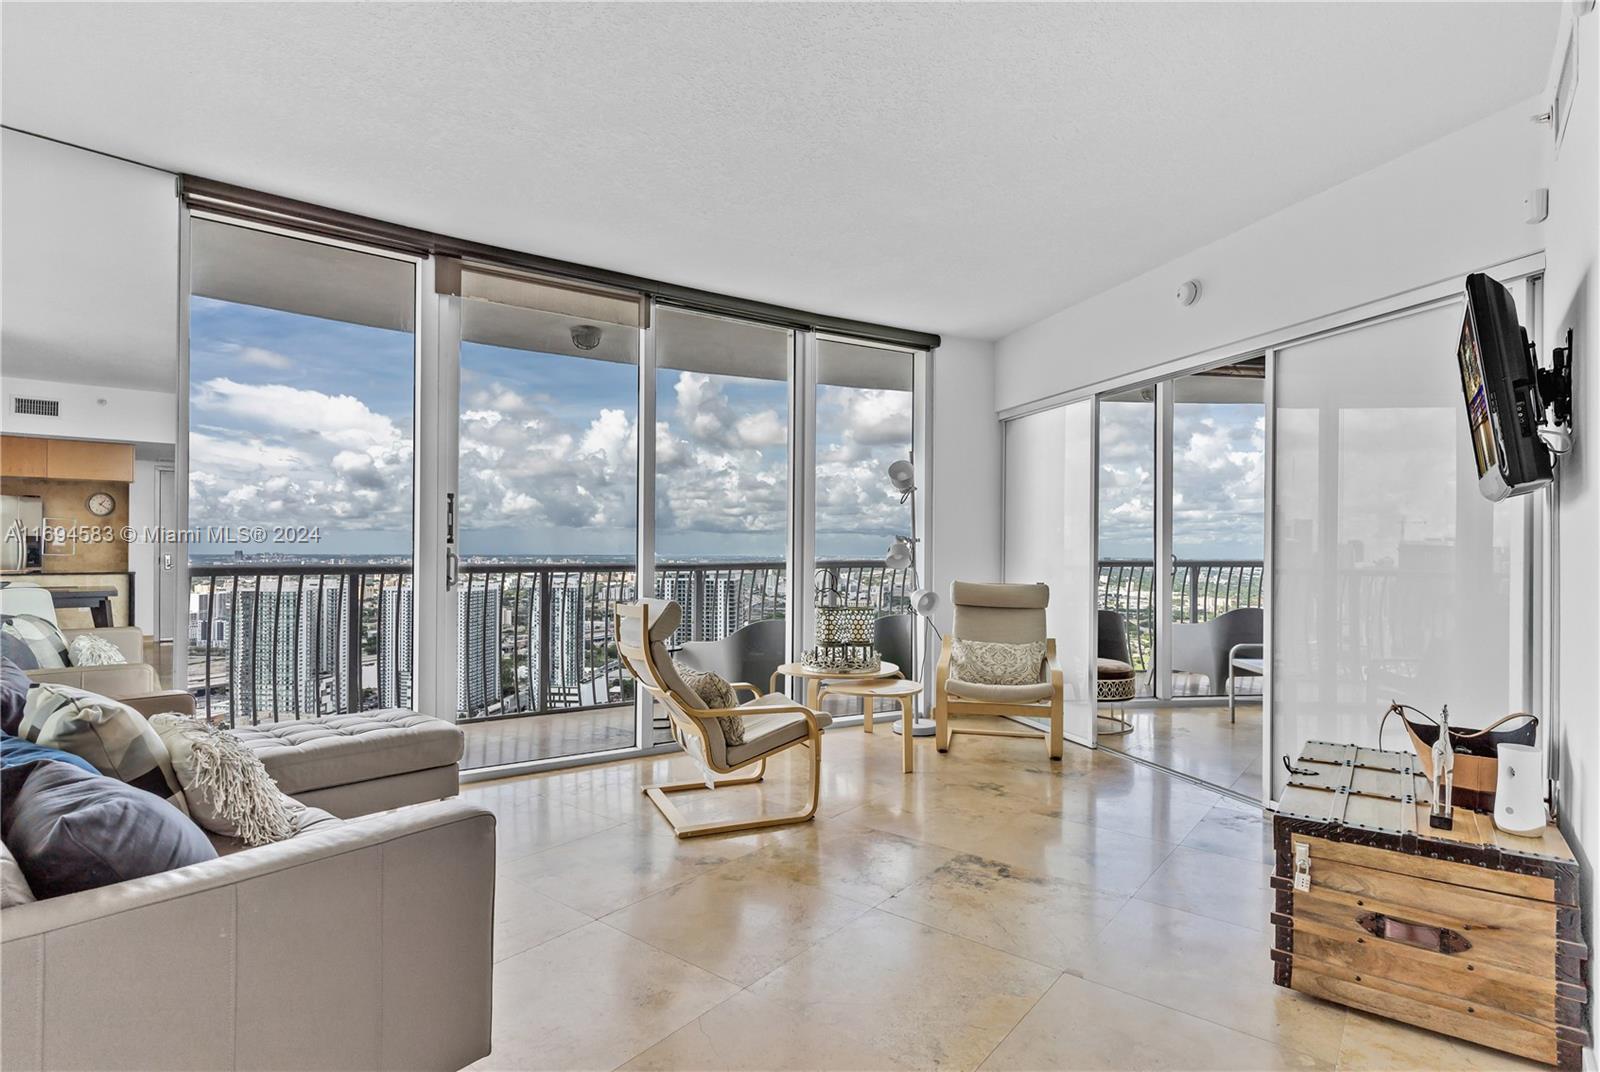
left=1096, top=558, right=1265, bottom=673
left=187, top=559, right=908, bottom=727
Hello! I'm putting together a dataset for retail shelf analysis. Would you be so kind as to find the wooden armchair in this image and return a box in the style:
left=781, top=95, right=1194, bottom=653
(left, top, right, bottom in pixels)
left=933, top=581, right=1064, bottom=760
left=616, top=599, right=831, bottom=838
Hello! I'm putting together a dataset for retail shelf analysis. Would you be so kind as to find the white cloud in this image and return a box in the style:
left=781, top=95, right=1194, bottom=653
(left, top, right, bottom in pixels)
left=234, top=346, right=294, bottom=371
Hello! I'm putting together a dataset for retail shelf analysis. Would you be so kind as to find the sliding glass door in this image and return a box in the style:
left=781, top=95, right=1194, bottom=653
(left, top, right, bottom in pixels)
left=1003, top=399, right=1099, bottom=747
left=1270, top=295, right=1533, bottom=800
left=450, top=268, right=643, bottom=768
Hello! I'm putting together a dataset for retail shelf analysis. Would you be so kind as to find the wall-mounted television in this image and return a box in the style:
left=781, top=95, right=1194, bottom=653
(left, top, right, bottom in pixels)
left=1456, top=273, right=1552, bottom=501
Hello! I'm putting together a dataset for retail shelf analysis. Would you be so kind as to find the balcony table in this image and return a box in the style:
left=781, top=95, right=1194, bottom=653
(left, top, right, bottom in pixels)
left=770, top=660, right=899, bottom=713
left=817, top=677, right=924, bottom=773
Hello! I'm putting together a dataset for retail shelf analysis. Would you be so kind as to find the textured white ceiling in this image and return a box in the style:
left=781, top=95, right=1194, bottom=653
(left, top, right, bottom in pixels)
left=0, top=2, right=1560, bottom=340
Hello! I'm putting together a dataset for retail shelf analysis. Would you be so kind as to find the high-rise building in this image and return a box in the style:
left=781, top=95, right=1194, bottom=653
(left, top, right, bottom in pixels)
left=456, top=581, right=503, bottom=715
left=529, top=581, right=584, bottom=706
left=377, top=585, right=413, bottom=709
left=230, top=583, right=346, bottom=722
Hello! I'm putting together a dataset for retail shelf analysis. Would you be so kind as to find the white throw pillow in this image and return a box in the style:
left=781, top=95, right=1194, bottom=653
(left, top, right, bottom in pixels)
left=68, top=633, right=128, bottom=667
left=950, top=639, right=1046, bottom=686
left=148, top=714, right=295, bottom=846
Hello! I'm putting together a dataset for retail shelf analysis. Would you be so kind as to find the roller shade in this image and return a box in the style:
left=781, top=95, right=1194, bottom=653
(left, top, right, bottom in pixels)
left=191, top=218, right=415, bottom=331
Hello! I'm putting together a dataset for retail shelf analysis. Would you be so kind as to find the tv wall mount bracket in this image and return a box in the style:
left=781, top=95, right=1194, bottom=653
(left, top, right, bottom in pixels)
left=1528, top=327, right=1574, bottom=457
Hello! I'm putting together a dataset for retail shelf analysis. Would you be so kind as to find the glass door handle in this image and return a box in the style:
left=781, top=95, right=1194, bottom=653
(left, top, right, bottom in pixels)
left=446, top=549, right=458, bottom=590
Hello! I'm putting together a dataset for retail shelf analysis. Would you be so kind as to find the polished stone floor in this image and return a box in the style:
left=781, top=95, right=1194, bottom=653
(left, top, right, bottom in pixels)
left=462, top=720, right=1540, bottom=1071
left=1100, top=702, right=1264, bottom=799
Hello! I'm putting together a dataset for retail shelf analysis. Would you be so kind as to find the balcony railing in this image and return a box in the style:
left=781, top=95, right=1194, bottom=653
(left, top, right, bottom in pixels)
left=1097, top=558, right=1264, bottom=673
left=187, top=559, right=908, bottom=727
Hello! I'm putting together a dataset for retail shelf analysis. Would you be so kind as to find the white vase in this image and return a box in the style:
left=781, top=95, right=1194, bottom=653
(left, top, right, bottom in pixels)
left=1493, top=742, right=1546, bottom=837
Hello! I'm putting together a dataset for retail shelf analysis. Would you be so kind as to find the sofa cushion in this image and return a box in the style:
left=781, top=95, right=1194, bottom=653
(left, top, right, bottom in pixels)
left=1, top=613, right=68, bottom=671
left=945, top=678, right=1054, bottom=704
left=1, top=759, right=215, bottom=899
left=1, top=731, right=100, bottom=776
left=1, top=656, right=30, bottom=733
left=0, top=837, right=34, bottom=906
left=18, top=683, right=189, bottom=815
left=1096, top=658, right=1136, bottom=680
left=227, top=710, right=463, bottom=796
left=723, top=695, right=831, bottom=769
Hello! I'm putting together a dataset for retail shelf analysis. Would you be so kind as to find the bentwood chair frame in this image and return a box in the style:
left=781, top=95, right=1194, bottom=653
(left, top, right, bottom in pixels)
left=616, top=600, right=827, bottom=839
left=932, top=581, right=1065, bottom=760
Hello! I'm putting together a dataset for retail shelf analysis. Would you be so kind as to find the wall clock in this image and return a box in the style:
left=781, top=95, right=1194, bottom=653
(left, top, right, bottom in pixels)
left=87, top=492, right=116, bottom=517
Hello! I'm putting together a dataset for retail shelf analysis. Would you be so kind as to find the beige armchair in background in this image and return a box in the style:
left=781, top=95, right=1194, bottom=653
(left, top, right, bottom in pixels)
left=933, top=581, right=1064, bottom=760
left=616, top=599, right=831, bottom=838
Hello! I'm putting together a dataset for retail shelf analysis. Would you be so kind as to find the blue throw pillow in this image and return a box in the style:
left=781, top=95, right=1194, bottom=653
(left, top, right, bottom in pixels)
left=1, top=760, right=217, bottom=900
left=0, top=657, right=28, bottom=735
left=1, top=732, right=99, bottom=776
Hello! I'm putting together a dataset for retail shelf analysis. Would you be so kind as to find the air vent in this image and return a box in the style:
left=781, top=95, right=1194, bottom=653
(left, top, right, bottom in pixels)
left=12, top=397, right=60, bottom=417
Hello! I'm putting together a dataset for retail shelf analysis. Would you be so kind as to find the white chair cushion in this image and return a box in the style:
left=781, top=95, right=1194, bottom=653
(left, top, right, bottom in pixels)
left=723, top=695, right=832, bottom=768
left=945, top=678, right=1053, bottom=704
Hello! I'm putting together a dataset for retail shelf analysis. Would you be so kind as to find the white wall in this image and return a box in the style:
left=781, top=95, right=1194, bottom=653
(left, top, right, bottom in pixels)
left=996, top=100, right=1548, bottom=411
left=1, top=129, right=179, bottom=393
left=1542, top=7, right=1598, bottom=959
left=929, top=336, right=1001, bottom=635
left=0, top=375, right=176, bottom=444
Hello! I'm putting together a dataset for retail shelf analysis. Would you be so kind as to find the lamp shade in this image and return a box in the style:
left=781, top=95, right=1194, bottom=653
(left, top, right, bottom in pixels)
left=884, top=537, right=915, bottom=571
left=887, top=458, right=915, bottom=494
left=911, top=588, right=939, bottom=617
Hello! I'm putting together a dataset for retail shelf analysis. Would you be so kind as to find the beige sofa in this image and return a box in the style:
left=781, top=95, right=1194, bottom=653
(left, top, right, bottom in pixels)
left=0, top=703, right=494, bottom=1071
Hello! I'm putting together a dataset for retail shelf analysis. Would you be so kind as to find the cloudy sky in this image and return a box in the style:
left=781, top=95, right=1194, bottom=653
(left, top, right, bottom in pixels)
left=189, top=298, right=911, bottom=561
left=1098, top=399, right=1264, bottom=560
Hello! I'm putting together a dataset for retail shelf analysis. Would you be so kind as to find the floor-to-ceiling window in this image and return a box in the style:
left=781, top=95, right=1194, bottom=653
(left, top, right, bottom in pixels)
left=186, top=218, right=417, bottom=724
left=183, top=204, right=935, bottom=774
left=454, top=268, right=642, bottom=768
left=652, top=307, right=792, bottom=743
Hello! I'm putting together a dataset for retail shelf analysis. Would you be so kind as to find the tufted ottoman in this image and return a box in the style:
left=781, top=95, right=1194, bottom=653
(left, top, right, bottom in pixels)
left=228, top=709, right=464, bottom=818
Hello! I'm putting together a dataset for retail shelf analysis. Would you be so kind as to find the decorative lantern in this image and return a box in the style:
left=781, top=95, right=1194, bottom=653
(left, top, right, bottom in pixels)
left=803, top=571, right=880, bottom=672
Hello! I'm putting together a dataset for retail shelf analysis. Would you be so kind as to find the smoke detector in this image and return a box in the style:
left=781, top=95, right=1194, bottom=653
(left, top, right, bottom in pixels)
left=570, top=324, right=603, bottom=351
left=1175, top=280, right=1201, bottom=307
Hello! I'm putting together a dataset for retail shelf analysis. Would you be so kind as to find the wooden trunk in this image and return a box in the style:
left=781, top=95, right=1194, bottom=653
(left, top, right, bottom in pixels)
left=1272, top=742, right=1589, bottom=1069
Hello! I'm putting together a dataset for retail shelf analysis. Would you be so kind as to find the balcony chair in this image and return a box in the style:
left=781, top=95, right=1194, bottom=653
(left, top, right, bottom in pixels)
left=675, top=617, right=786, bottom=701
left=1169, top=607, right=1263, bottom=720
left=933, top=581, right=1063, bottom=760
left=616, top=599, right=831, bottom=838
left=1096, top=609, right=1137, bottom=735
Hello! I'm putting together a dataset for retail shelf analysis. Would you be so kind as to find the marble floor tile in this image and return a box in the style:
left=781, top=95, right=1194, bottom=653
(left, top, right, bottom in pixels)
left=1179, top=797, right=1275, bottom=865
left=1132, top=845, right=1272, bottom=931
left=1336, top=1009, right=1550, bottom=1072
left=493, top=875, right=593, bottom=963
left=743, top=909, right=1060, bottom=1072
left=502, top=820, right=766, bottom=916
left=880, top=853, right=1127, bottom=970
left=473, top=921, right=736, bottom=1072
left=621, top=990, right=924, bottom=1071
left=980, top=973, right=1325, bottom=1071
left=601, top=860, right=874, bottom=985
left=842, top=794, right=1176, bottom=896
left=1078, top=898, right=1348, bottom=1066
left=726, top=822, right=961, bottom=906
